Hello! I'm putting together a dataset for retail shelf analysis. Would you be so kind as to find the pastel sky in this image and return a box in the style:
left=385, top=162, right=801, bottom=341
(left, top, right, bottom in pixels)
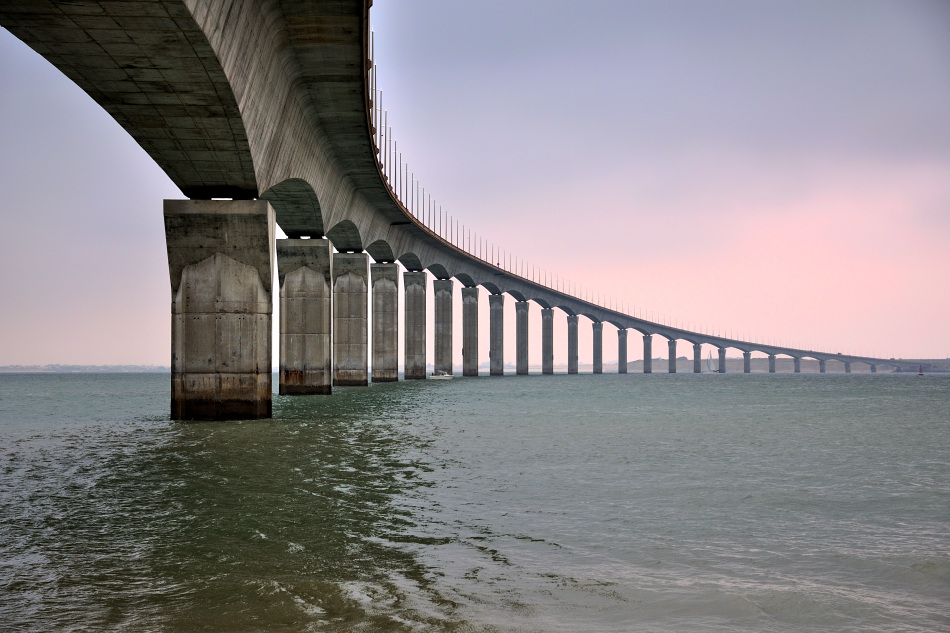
left=1, top=0, right=948, bottom=367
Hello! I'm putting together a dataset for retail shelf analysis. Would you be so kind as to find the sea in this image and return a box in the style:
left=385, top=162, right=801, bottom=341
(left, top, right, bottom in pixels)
left=0, top=372, right=947, bottom=632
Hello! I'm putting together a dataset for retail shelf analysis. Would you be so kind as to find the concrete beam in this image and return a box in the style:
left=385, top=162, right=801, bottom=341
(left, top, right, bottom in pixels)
left=371, top=263, right=399, bottom=382
left=567, top=315, right=579, bottom=374
left=277, top=238, right=332, bottom=395
left=490, top=293, right=505, bottom=376
left=542, top=308, right=554, bottom=375
left=793, top=357, right=801, bottom=373
left=618, top=329, right=627, bottom=374
left=333, top=252, right=368, bottom=386
left=668, top=339, right=677, bottom=374
left=743, top=351, right=751, bottom=374
left=404, top=271, right=426, bottom=380
left=845, top=362, right=852, bottom=374
left=694, top=343, right=703, bottom=374
left=516, top=301, right=529, bottom=375
left=718, top=347, right=727, bottom=374
left=434, top=278, right=454, bottom=374
left=769, top=354, right=776, bottom=373
left=643, top=334, right=652, bottom=374
left=462, top=286, right=478, bottom=376
left=164, top=199, right=274, bottom=420
left=820, top=359, right=827, bottom=373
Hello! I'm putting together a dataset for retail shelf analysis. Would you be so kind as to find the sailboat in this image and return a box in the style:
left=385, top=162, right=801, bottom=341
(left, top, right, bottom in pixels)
left=706, top=351, right=717, bottom=373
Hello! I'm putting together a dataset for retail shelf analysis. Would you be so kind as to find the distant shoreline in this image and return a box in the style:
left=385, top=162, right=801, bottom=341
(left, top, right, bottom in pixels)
left=0, top=365, right=170, bottom=373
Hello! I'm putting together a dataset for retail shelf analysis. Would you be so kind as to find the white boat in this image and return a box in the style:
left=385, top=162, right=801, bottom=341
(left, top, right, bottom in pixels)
left=706, top=351, right=717, bottom=373
left=429, top=370, right=453, bottom=380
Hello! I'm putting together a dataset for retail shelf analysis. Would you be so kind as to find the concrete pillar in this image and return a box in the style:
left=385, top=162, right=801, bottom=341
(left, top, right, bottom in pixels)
left=489, top=293, right=505, bottom=376
left=718, top=347, right=727, bottom=374
left=371, top=263, right=399, bottom=382
left=618, top=329, right=628, bottom=374
left=567, top=315, right=579, bottom=374
left=433, top=278, right=454, bottom=374
left=592, top=321, right=603, bottom=374
left=694, top=343, right=702, bottom=374
left=871, top=364, right=877, bottom=373
left=668, top=339, right=677, bottom=373
left=404, top=271, right=426, bottom=380
left=793, top=357, right=801, bottom=373
left=845, top=362, right=852, bottom=374
left=643, top=334, right=652, bottom=374
left=768, top=354, right=776, bottom=373
left=819, top=359, right=827, bottom=373
left=164, top=199, right=274, bottom=420
left=277, top=238, right=332, bottom=395
left=541, top=308, right=554, bottom=374
left=332, top=252, right=368, bottom=386
left=743, top=351, right=751, bottom=374
left=516, top=301, right=529, bottom=375
left=462, top=286, right=479, bottom=377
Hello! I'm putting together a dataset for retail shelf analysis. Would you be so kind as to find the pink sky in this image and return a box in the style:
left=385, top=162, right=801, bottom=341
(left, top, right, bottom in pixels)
left=1, top=1, right=948, bottom=366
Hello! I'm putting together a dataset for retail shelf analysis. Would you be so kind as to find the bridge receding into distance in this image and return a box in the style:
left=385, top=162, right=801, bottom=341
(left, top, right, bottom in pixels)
left=0, top=1, right=919, bottom=419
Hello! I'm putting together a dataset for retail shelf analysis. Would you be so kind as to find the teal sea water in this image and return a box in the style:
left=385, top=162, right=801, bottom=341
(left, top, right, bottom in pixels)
left=0, top=372, right=947, bottom=632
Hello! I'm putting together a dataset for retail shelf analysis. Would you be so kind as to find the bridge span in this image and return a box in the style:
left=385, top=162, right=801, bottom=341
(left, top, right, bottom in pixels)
left=0, top=1, right=914, bottom=419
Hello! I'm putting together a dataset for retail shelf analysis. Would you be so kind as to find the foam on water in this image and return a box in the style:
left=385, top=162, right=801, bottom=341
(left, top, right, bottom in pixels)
left=0, top=372, right=947, bottom=631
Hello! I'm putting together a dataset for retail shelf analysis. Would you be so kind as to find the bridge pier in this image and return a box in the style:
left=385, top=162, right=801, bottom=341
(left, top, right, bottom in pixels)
left=516, top=301, right=529, bottom=375
left=743, top=351, right=751, bottom=374
left=819, top=359, right=827, bottom=373
left=277, top=238, right=332, bottom=395
left=568, top=315, right=579, bottom=374
left=871, top=364, right=877, bottom=373
left=541, top=308, right=554, bottom=374
left=404, top=271, right=426, bottom=379
left=668, top=339, right=677, bottom=373
left=434, top=279, right=454, bottom=375
left=371, top=263, right=399, bottom=382
left=793, top=357, right=801, bottom=373
left=694, top=343, right=702, bottom=374
left=592, top=321, right=603, bottom=374
left=462, top=286, right=478, bottom=376
left=490, top=294, right=505, bottom=376
left=845, top=362, right=852, bottom=374
left=768, top=354, right=776, bottom=373
left=164, top=200, right=274, bottom=420
left=718, top=347, right=727, bottom=373
left=618, top=329, right=628, bottom=374
left=332, top=252, right=368, bottom=386
left=642, top=335, right=653, bottom=374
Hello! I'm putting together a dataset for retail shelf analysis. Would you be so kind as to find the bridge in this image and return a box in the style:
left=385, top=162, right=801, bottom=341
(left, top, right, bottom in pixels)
left=0, top=1, right=917, bottom=419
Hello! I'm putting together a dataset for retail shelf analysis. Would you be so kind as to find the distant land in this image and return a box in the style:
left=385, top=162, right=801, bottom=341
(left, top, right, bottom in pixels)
left=0, top=365, right=169, bottom=373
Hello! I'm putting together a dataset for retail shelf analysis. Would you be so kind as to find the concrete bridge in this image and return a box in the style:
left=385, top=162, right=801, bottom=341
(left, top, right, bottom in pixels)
left=1, top=1, right=917, bottom=419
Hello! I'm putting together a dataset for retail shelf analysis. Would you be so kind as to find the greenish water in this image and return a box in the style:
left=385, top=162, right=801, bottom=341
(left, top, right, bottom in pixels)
left=1, top=373, right=948, bottom=631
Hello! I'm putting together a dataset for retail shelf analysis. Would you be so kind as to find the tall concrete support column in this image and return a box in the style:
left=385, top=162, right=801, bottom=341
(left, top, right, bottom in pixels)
left=541, top=308, right=554, bottom=375
left=718, top=347, right=727, bottom=374
left=462, top=287, right=479, bottom=376
left=743, top=351, right=751, bottom=374
left=164, top=200, right=274, bottom=420
left=333, top=252, right=368, bottom=386
left=618, top=329, right=628, bottom=374
left=592, top=322, right=603, bottom=374
left=371, top=263, right=399, bottom=382
left=768, top=354, right=776, bottom=373
left=516, top=301, right=529, bottom=375
left=819, top=359, right=827, bottom=373
left=434, top=279, right=454, bottom=374
left=277, top=238, right=332, bottom=395
left=845, top=362, right=852, bottom=374
left=694, top=343, right=702, bottom=374
left=870, top=365, right=877, bottom=373
left=404, top=271, right=427, bottom=380
left=489, top=294, right=505, bottom=376
left=793, top=357, right=801, bottom=373
left=668, top=339, right=677, bottom=373
left=567, top=315, right=579, bottom=374
left=643, top=335, right=653, bottom=374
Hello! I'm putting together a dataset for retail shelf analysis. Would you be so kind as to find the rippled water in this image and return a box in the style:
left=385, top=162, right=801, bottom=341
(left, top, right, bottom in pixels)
left=1, top=372, right=947, bottom=632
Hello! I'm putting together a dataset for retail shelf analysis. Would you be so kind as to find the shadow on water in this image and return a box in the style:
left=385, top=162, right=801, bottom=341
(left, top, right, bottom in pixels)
left=0, top=375, right=475, bottom=632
